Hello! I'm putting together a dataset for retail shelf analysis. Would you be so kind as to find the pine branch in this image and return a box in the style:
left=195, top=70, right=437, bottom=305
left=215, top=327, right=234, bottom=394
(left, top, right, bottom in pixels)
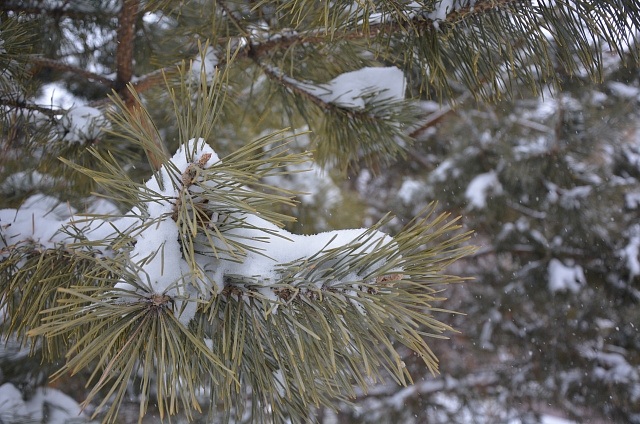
left=1, top=66, right=476, bottom=422
left=0, top=97, right=65, bottom=116
left=127, top=0, right=523, bottom=97
left=409, top=101, right=459, bottom=139
left=130, top=67, right=165, bottom=94
left=248, top=0, right=520, bottom=56
left=112, top=0, right=168, bottom=169
left=258, top=64, right=377, bottom=123
left=30, top=58, right=114, bottom=86
left=0, top=3, right=117, bottom=20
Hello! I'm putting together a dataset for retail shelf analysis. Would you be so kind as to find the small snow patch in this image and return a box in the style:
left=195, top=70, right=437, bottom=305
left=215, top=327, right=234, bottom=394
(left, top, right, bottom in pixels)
left=548, top=259, right=585, bottom=293
left=465, top=171, right=503, bottom=209
left=609, top=81, right=640, bottom=99
left=316, top=67, right=405, bottom=109
left=397, top=178, right=423, bottom=205
left=60, top=106, right=105, bottom=144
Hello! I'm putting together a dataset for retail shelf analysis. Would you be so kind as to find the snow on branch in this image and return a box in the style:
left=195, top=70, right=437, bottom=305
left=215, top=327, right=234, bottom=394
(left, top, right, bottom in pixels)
left=0, top=135, right=470, bottom=326
left=261, top=64, right=406, bottom=117
left=1, top=128, right=475, bottom=422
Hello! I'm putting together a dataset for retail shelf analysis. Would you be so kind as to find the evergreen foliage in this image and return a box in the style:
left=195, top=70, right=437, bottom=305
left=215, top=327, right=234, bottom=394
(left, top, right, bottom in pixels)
left=0, top=1, right=639, bottom=423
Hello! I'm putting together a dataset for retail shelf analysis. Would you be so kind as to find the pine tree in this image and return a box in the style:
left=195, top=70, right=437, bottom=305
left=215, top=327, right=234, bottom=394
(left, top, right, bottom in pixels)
left=0, top=1, right=638, bottom=423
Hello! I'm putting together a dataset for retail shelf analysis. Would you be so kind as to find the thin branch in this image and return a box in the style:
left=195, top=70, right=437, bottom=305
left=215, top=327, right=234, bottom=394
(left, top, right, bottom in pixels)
left=114, top=0, right=167, bottom=169
left=0, top=4, right=117, bottom=20
left=409, top=103, right=456, bottom=139
left=0, top=98, right=65, bottom=116
left=130, top=68, right=166, bottom=94
left=259, top=64, right=377, bottom=122
left=506, top=200, right=547, bottom=220
left=31, top=58, right=114, bottom=86
left=215, top=0, right=250, bottom=37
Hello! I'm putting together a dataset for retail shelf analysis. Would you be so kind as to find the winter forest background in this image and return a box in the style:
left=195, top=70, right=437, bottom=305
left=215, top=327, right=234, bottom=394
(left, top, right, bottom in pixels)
left=1, top=1, right=639, bottom=423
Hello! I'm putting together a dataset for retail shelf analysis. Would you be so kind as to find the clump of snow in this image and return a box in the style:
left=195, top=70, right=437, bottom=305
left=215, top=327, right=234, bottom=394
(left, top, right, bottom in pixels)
left=558, top=186, right=592, bottom=209
left=427, top=0, right=454, bottom=21
left=36, top=83, right=78, bottom=110
left=114, top=138, right=219, bottom=298
left=584, top=348, right=639, bottom=385
left=429, top=158, right=459, bottom=182
left=545, top=183, right=593, bottom=209
left=621, top=226, right=640, bottom=280
left=315, top=67, right=405, bottom=109
left=25, top=387, right=87, bottom=424
left=59, top=106, right=105, bottom=144
left=129, top=138, right=397, bottom=320
left=465, top=171, right=503, bottom=209
left=548, top=258, right=585, bottom=293
left=0, top=194, right=73, bottom=250
left=397, top=178, right=423, bottom=205
left=608, top=81, right=640, bottom=100
left=625, top=192, right=640, bottom=209
left=0, top=383, right=30, bottom=422
left=206, top=212, right=395, bottom=299
left=0, top=382, right=88, bottom=424
left=0, top=171, right=51, bottom=194
left=590, top=90, right=608, bottom=105
left=192, top=46, right=219, bottom=82
left=427, top=0, right=455, bottom=30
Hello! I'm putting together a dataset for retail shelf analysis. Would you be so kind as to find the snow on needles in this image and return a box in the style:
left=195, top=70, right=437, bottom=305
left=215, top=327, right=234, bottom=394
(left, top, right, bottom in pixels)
left=114, top=138, right=220, bottom=296
left=118, top=138, right=399, bottom=322
left=0, top=138, right=400, bottom=325
left=314, top=67, right=405, bottom=109
left=59, top=106, right=105, bottom=144
left=191, top=45, right=219, bottom=82
left=0, top=383, right=86, bottom=424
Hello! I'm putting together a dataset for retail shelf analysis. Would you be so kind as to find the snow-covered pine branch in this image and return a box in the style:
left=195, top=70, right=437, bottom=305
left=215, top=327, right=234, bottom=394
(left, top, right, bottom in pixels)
left=1, top=122, right=474, bottom=423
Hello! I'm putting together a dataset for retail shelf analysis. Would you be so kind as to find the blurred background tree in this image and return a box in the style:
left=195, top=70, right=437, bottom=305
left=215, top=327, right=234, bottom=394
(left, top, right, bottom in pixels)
left=0, top=0, right=639, bottom=423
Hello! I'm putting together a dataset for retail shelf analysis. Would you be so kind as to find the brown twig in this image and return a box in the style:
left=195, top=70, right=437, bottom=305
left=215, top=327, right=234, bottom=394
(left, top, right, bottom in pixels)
left=0, top=98, right=65, bottom=116
left=30, top=58, right=114, bottom=86
left=130, top=67, right=166, bottom=94
left=0, top=4, right=117, bottom=20
left=215, top=0, right=249, bottom=37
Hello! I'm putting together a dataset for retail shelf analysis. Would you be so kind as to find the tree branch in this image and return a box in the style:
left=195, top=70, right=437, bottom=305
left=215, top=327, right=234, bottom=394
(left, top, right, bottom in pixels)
left=0, top=3, right=117, bottom=20
left=31, top=58, right=114, bottom=86
left=215, top=0, right=250, bottom=37
left=258, top=64, right=378, bottom=122
left=0, top=98, right=65, bottom=117
left=247, top=0, right=519, bottom=57
left=129, top=0, right=522, bottom=96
